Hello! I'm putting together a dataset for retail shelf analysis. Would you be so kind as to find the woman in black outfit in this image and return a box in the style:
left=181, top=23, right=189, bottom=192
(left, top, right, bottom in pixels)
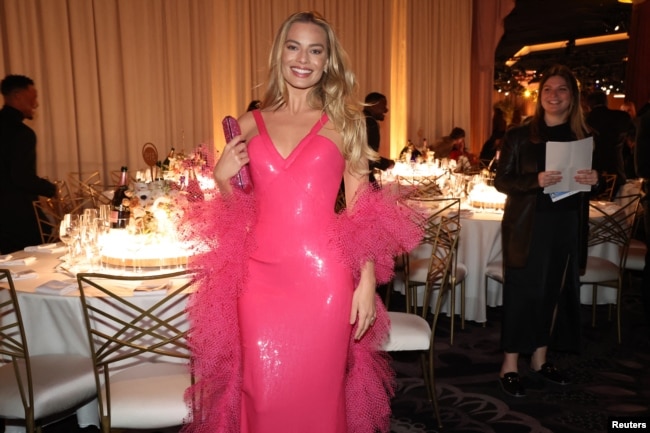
left=494, top=64, right=599, bottom=397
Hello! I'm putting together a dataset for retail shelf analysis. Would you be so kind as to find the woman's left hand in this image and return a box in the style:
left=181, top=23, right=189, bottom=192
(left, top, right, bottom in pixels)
left=575, top=169, right=599, bottom=186
left=350, top=264, right=377, bottom=341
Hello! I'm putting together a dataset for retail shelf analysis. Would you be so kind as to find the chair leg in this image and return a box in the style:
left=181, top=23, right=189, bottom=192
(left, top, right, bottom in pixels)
left=460, top=280, right=465, bottom=330
left=427, top=345, right=443, bottom=428
left=384, top=280, right=392, bottom=309
left=616, top=279, right=622, bottom=344
left=449, top=285, right=455, bottom=345
left=405, top=283, right=412, bottom=314
left=591, top=284, right=597, bottom=327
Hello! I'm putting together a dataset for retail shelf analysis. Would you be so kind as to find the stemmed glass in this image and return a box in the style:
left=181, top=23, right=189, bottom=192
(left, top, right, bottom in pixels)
left=59, top=213, right=80, bottom=262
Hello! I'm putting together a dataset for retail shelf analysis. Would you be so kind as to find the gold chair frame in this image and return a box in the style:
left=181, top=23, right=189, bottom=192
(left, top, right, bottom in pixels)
left=384, top=310, right=443, bottom=429
left=396, top=174, right=445, bottom=199
left=581, top=193, right=641, bottom=343
left=32, top=198, right=61, bottom=244
left=0, top=270, right=95, bottom=433
left=67, top=171, right=111, bottom=207
left=76, top=270, right=196, bottom=433
left=402, top=197, right=465, bottom=343
left=594, top=172, right=617, bottom=202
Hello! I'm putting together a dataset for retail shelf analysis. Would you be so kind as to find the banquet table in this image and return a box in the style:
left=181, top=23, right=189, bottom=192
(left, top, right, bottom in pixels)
left=393, top=196, right=628, bottom=324
left=0, top=246, right=192, bottom=431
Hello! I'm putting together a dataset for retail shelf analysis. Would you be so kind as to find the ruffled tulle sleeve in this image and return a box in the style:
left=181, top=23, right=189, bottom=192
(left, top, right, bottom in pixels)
left=177, top=189, right=256, bottom=433
left=331, top=183, right=423, bottom=284
left=331, top=183, right=423, bottom=433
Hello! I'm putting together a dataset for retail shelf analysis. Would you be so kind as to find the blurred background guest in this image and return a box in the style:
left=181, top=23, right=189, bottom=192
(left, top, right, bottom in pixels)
left=620, top=101, right=638, bottom=179
left=585, top=90, right=631, bottom=198
left=432, top=126, right=466, bottom=160
left=480, top=106, right=507, bottom=166
left=0, top=74, right=57, bottom=254
left=364, top=92, right=394, bottom=184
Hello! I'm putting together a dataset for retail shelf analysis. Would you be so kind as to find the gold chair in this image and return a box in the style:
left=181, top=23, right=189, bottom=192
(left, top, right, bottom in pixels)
left=580, top=193, right=642, bottom=343
left=399, top=197, right=466, bottom=343
left=76, top=270, right=195, bottom=433
left=383, top=310, right=443, bottom=429
left=396, top=174, right=445, bottom=199
left=67, top=171, right=110, bottom=207
left=383, top=216, right=459, bottom=429
left=594, top=172, right=617, bottom=201
left=0, top=269, right=96, bottom=433
left=32, top=198, right=62, bottom=244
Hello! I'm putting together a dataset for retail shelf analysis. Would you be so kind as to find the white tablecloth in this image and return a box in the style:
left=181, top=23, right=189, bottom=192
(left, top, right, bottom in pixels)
left=393, top=201, right=623, bottom=324
left=0, top=248, right=191, bottom=431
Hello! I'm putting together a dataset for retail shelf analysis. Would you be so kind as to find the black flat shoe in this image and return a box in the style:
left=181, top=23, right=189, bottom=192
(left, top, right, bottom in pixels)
left=499, top=372, right=526, bottom=397
left=535, top=362, right=571, bottom=385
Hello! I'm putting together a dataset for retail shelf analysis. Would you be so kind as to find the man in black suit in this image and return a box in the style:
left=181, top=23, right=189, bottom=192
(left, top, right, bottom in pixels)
left=0, top=74, right=56, bottom=254
left=585, top=90, right=632, bottom=198
left=364, top=92, right=394, bottom=184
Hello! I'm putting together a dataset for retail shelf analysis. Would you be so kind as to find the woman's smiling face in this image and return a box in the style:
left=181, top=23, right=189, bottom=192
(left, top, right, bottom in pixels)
left=281, top=22, right=328, bottom=90
left=541, top=75, right=572, bottom=121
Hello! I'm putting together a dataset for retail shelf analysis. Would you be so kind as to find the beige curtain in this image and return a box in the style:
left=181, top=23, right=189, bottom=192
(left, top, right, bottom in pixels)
left=1, top=0, right=506, bottom=181
left=470, top=0, right=515, bottom=154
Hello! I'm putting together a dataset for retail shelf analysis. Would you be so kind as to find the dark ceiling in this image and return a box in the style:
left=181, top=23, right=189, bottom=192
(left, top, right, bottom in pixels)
left=494, top=0, right=633, bottom=92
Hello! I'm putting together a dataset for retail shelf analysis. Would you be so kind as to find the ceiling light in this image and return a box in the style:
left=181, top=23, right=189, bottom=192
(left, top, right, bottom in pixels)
left=617, top=0, right=632, bottom=3
left=505, top=33, right=629, bottom=67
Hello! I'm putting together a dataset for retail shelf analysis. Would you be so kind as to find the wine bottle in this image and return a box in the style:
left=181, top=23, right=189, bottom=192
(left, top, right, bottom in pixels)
left=110, top=166, right=131, bottom=229
left=162, top=147, right=175, bottom=172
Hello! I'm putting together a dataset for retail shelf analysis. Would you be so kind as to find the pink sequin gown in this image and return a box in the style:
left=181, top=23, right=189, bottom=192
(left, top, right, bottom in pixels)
left=180, top=110, right=422, bottom=433
left=239, top=111, right=352, bottom=432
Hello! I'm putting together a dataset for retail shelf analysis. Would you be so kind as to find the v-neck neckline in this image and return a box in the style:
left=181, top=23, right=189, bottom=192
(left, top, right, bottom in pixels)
left=253, top=110, right=329, bottom=163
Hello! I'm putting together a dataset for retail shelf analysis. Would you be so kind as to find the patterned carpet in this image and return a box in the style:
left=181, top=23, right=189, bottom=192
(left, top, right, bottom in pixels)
left=389, top=273, right=650, bottom=433
left=12, top=275, right=649, bottom=433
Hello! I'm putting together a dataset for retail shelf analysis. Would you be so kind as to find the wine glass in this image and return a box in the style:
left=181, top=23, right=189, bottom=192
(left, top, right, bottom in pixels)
left=59, top=214, right=80, bottom=262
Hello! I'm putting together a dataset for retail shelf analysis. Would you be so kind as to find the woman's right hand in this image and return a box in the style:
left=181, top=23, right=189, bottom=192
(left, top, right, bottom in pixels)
left=538, top=170, right=562, bottom=188
left=213, top=136, right=249, bottom=192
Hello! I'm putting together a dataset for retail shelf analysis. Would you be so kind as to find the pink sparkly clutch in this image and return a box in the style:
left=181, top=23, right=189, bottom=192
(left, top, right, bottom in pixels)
left=222, top=115, right=253, bottom=193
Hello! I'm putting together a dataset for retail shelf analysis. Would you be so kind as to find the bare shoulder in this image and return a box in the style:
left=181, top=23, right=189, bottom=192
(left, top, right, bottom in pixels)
left=319, top=118, right=343, bottom=152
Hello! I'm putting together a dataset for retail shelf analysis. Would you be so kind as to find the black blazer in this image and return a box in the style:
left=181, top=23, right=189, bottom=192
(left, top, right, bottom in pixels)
left=494, top=123, right=589, bottom=272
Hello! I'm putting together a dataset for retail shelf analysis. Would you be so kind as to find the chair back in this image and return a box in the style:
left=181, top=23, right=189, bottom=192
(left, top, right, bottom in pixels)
left=396, top=174, right=445, bottom=199
left=67, top=171, right=110, bottom=207
left=587, top=194, right=641, bottom=268
left=32, top=198, right=62, bottom=244
left=404, top=197, right=461, bottom=317
left=594, top=172, right=617, bottom=201
left=76, top=270, right=195, bottom=431
left=0, top=270, right=34, bottom=423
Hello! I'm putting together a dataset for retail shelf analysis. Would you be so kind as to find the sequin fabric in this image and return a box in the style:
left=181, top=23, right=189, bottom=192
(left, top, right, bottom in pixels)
left=179, top=110, right=423, bottom=433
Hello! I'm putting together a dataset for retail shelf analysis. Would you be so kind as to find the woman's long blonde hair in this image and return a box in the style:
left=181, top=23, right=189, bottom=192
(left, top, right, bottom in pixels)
left=260, top=11, right=376, bottom=174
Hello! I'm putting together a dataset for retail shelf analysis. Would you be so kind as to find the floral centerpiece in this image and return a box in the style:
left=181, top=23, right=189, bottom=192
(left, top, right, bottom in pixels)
left=126, top=143, right=217, bottom=234
left=99, top=144, right=217, bottom=269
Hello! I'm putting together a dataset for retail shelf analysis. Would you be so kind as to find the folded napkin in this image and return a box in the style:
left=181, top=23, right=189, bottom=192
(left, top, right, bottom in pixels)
left=112, top=280, right=173, bottom=296
left=10, top=269, right=39, bottom=281
left=1, top=256, right=37, bottom=266
left=24, top=243, right=67, bottom=254
left=35, top=279, right=78, bottom=295
left=0, top=254, right=13, bottom=263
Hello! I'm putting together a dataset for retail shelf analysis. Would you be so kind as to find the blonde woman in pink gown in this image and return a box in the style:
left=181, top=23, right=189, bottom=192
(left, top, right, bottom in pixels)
left=180, top=12, right=421, bottom=433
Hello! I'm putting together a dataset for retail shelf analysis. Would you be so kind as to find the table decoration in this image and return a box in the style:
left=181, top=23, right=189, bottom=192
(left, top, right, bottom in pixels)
left=2, top=256, right=37, bottom=266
